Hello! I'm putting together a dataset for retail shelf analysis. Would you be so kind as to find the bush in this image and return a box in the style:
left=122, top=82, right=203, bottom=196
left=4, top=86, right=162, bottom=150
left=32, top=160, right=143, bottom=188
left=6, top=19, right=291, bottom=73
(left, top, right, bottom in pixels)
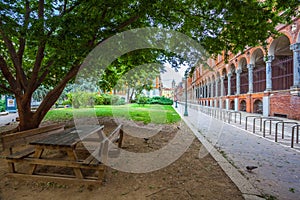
left=62, top=92, right=126, bottom=107
left=137, top=96, right=173, bottom=105
left=116, top=97, right=126, bottom=105
left=148, top=97, right=173, bottom=105
left=137, top=96, right=149, bottom=105
left=0, top=99, right=5, bottom=112
left=94, top=95, right=104, bottom=105
left=69, top=92, right=95, bottom=108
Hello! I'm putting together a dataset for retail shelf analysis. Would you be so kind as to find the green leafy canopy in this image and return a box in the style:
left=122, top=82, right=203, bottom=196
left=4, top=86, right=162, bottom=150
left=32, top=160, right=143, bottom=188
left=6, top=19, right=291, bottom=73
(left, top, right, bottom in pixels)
left=0, top=0, right=298, bottom=130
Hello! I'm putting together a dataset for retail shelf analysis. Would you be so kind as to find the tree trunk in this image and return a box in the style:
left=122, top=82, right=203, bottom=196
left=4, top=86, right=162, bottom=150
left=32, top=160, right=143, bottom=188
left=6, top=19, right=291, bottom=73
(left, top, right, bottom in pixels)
left=15, top=83, right=68, bottom=132
left=16, top=97, right=39, bottom=131
left=126, top=87, right=130, bottom=103
left=129, top=88, right=135, bottom=102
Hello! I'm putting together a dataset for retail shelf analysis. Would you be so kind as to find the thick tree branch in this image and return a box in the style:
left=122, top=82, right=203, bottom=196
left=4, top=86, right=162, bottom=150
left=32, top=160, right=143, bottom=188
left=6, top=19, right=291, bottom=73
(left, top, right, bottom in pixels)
left=38, top=0, right=44, bottom=19
left=36, top=63, right=81, bottom=118
left=0, top=55, right=17, bottom=91
left=30, top=41, right=46, bottom=89
left=0, top=84, right=15, bottom=94
left=115, top=15, right=140, bottom=31
left=0, top=21, right=28, bottom=90
left=32, top=60, right=54, bottom=91
left=18, top=0, right=31, bottom=64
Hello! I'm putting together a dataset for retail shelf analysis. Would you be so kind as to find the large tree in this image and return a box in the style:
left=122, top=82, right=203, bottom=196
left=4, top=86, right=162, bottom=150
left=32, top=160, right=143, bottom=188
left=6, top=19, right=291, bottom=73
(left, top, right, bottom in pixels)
left=0, top=0, right=298, bottom=131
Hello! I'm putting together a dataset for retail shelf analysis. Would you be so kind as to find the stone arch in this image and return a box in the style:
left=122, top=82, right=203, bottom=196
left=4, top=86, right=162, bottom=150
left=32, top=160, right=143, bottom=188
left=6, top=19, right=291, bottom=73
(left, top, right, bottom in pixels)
left=211, top=74, right=215, bottom=97
left=239, top=99, right=246, bottom=112
left=207, top=77, right=211, bottom=98
left=222, top=100, right=226, bottom=109
left=269, top=35, right=291, bottom=56
left=251, top=48, right=265, bottom=93
left=238, top=57, right=248, bottom=69
left=216, top=71, right=221, bottom=97
left=221, top=68, right=228, bottom=96
left=270, top=35, right=293, bottom=90
left=250, top=48, right=265, bottom=65
left=229, top=100, right=234, bottom=110
left=229, top=64, right=236, bottom=95
left=253, top=99, right=263, bottom=114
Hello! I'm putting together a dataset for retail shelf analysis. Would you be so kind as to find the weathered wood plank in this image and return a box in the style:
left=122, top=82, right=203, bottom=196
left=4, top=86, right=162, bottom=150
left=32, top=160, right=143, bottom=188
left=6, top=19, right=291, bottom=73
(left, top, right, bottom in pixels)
left=1, top=124, right=64, bottom=149
left=6, top=173, right=103, bottom=185
left=6, top=147, right=35, bottom=159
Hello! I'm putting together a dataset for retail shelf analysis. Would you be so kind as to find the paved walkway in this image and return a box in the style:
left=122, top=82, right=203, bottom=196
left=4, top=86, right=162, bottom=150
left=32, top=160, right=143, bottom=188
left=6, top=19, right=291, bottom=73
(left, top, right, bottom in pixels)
left=0, top=113, right=18, bottom=127
left=175, top=103, right=300, bottom=200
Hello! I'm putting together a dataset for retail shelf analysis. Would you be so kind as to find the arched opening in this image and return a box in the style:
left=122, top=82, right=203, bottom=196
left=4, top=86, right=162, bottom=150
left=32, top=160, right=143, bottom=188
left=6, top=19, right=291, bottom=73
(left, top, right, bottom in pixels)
left=211, top=75, right=215, bottom=97
left=252, top=49, right=265, bottom=93
left=229, top=100, right=234, bottom=110
left=222, top=100, right=226, bottom=109
left=222, top=68, right=228, bottom=96
left=239, top=58, right=248, bottom=94
left=207, top=77, right=211, bottom=98
left=217, top=72, right=221, bottom=97
left=253, top=99, right=263, bottom=114
left=229, top=64, right=236, bottom=95
left=240, top=100, right=246, bottom=111
left=270, top=35, right=293, bottom=90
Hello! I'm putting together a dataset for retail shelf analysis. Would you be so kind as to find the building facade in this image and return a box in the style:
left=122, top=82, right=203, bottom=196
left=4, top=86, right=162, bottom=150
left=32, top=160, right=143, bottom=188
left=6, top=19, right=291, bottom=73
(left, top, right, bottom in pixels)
left=184, top=18, right=300, bottom=120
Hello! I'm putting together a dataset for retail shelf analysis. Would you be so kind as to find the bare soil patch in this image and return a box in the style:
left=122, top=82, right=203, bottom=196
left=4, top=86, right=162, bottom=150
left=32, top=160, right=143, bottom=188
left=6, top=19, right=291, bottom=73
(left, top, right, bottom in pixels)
left=0, top=117, right=243, bottom=200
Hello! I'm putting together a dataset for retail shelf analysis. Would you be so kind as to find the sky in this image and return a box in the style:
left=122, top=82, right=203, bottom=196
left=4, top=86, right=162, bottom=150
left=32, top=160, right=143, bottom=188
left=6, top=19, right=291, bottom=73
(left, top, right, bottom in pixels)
left=160, top=63, right=189, bottom=88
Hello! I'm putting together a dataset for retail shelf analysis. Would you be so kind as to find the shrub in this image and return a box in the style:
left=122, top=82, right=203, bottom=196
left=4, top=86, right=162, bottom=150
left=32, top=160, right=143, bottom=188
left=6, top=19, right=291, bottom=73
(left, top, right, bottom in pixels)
left=137, top=96, right=149, bottom=105
left=62, top=92, right=126, bottom=107
left=137, top=96, right=173, bottom=105
left=94, top=95, right=104, bottom=105
left=115, top=97, right=126, bottom=105
left=0, top=99, right=5, bottom=112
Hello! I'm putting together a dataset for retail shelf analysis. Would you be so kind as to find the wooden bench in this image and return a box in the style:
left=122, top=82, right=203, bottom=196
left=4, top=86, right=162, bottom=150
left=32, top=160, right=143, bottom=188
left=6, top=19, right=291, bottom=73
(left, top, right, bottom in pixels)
left=0, top=124, right=65, bottom=173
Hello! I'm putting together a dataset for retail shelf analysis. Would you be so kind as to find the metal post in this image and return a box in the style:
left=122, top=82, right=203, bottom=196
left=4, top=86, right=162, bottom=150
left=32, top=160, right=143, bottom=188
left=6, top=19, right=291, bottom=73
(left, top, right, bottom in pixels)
left=184, top=71, right=188, bottom=116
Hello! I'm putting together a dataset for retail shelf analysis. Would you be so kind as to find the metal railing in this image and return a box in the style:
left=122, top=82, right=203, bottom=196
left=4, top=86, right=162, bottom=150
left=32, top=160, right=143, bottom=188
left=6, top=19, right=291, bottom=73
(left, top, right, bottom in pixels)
left=275, top=121, right=298, bottom=142
left=291, top=125, right=300, bottom=148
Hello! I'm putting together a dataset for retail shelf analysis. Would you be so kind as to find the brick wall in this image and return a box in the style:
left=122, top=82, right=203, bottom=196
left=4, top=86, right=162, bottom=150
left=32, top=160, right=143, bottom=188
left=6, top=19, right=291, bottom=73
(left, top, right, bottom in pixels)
left=270, top=91, right=300, bottom=120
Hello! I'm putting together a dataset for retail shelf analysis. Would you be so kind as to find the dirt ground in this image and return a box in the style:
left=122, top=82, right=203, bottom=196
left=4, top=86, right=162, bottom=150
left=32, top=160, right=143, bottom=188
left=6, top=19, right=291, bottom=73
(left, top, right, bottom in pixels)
left=0, top=117, right=243, bottom=200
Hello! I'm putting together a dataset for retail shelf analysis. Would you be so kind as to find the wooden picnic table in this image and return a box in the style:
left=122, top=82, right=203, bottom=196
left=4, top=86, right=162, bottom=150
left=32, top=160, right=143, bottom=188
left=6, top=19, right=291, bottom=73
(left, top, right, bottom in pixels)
left=7, top=125, right=107, bottom=184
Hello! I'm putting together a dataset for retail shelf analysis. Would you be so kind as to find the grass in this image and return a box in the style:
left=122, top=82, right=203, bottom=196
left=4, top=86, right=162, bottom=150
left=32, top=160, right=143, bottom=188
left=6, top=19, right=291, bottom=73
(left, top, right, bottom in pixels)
left=43, top=104, right=181, bottom=124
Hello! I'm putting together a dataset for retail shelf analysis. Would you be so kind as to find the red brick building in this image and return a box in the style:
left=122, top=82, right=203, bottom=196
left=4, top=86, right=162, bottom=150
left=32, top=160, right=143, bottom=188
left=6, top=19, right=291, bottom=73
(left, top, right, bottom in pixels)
left=184, top=18, right=300, bottom=120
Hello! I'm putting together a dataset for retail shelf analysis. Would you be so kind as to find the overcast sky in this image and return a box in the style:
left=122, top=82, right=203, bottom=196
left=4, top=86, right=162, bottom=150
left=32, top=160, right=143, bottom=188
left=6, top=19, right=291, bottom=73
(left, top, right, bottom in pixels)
left=160, top=63, right=189, bottom=88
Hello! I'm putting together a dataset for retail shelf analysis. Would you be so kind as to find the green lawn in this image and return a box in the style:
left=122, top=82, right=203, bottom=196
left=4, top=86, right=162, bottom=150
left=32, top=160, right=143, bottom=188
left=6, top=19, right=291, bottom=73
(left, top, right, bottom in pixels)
left=43, top=104, right=181, bottom=124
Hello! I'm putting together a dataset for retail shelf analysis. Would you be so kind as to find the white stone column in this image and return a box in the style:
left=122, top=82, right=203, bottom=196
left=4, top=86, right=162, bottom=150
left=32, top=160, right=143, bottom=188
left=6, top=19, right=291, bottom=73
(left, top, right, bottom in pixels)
left=226, top=99, right=229, bottom=110
left=247, top=64, right=254, bottom=93
left=236, top=68, right=242, bottom=95
left=227, top=73, right=232, bottom=96
left=234, top=98, right=238, bottom=111
left=206, top=83, right=209, bottom=98
left=263, top=96, right=270, bottom=117
left=215, top=78, right=219, bottom=97
left=220, top=76, right=225, bottom=96
left=211, top=81, right=214, bottom=97
left=264, top=55, right=274, bottom=91
left=290, top=43, right=300, bottom=88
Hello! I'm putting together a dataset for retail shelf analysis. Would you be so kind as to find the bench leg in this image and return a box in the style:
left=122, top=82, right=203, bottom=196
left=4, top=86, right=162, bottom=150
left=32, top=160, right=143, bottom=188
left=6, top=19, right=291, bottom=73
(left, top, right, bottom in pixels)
left=29, top=148, right=44, bottom=174
left=7, top=161, right=16, bottom=173
left=98, top=167, right=105, bottom=181
left=66, top=149, right=84, bottom=179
